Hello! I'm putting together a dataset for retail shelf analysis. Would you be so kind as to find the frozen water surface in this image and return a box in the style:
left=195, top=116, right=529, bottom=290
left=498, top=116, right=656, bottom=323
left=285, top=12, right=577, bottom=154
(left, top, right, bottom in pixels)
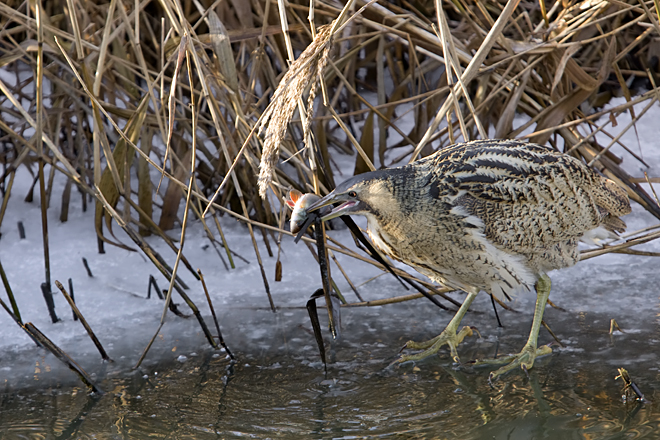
left=1, top=99, right=660, bottom=438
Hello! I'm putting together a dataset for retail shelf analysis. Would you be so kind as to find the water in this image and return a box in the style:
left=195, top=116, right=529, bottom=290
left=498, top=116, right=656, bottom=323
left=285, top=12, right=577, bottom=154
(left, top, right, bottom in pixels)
left=2, top=274, right=660, bottom=439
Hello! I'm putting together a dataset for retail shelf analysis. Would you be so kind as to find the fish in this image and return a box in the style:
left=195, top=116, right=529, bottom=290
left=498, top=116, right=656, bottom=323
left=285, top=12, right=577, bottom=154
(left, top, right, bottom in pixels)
left=286, top=189, right=321, bottom=234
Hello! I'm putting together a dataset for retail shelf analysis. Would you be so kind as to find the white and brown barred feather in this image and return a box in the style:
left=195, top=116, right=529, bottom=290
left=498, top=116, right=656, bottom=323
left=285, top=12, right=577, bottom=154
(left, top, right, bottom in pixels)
left=337, top=139, right=631, bottom=301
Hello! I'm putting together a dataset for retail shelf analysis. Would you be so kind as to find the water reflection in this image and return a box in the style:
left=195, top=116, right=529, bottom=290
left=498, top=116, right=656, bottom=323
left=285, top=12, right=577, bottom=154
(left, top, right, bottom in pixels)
left=2, top=357, right=659, bottom=439
left=2, top=294, right=659, bottom=439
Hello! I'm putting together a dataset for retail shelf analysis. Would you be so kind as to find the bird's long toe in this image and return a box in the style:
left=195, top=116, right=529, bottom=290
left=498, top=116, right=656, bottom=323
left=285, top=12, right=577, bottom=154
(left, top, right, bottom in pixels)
left=398, top=325, right=474, bottom=364
left=475, top=343, right=553, bottom=381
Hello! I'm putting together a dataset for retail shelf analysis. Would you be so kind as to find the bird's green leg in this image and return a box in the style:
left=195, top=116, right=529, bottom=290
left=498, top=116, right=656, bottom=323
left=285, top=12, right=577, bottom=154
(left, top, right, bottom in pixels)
left=476, top=274, right=553, bottom=380
left=399, top=290, right=479, bottom=364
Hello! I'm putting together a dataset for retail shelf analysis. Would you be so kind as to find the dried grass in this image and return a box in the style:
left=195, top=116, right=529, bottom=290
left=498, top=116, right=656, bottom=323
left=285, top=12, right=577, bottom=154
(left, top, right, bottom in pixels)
left=258, top=22, right=333, bottom=198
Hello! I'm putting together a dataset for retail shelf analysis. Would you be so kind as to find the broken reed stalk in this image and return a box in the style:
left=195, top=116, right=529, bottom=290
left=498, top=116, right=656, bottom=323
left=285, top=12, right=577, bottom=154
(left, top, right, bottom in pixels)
left=302, top=238, right=346, bottom=303
left=343, top=288, right=453, bottom=308
left=540, top=320, right=565, bottom=347
left=580, top=229, right=660, bottom=260
left=306, top=288, right=328, bottom=373
left=328, top=250, right=363, bottom=302
left=616, top=368, right=649, bottom=403
left=82, top=257, right=94, bottom=278
left=0, top=295, right=34, bottom=344
left=0, top=276, right=43, bottom=347
left=198, top=270, right=234, bottom=360
left=35, top=0, right=54, bottom=323
left=148, top=275, right=165, bottom=300
left=314, top=216, right=338, bottom=338
left=0, top=168, right=15, bottom=230
left=24, top=322, right=104, bottom=394
left=0, top=258, right=21, bottom=322
left=40, top=282, right=59, bottom=324
left=68, top=278, right=77, bottom=321
left=54, top=280, right=112, bottom=362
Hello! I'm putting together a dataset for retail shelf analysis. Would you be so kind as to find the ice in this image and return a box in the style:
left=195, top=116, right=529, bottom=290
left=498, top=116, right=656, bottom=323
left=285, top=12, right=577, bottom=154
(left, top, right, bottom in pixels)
left=0, top=98, right=659, bottom=389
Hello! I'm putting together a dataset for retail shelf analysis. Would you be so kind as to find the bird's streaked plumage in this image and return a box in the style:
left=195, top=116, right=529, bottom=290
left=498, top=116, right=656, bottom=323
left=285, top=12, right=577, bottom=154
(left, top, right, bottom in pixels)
left=315, top=139, right=629, bottom=300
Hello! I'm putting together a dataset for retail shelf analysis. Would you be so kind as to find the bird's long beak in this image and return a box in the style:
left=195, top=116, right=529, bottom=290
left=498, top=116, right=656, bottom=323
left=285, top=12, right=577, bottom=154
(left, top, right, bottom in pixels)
left=307, top=191, right=355, bottom=222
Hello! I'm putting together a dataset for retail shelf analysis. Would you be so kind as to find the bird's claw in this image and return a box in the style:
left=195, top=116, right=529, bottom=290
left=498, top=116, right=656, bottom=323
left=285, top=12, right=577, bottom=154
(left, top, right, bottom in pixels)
left=488, top=372, right=498, bottom=387
left=469, top=326, right=482, bottom=339
left=476, top=343, right=553, bottom=380
left=397, top=325, right=474, bottom=365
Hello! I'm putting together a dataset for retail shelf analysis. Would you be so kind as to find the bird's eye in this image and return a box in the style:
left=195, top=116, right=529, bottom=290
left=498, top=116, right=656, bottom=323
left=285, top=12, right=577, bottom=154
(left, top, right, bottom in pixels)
left=348, top=191, right=357, bottom=198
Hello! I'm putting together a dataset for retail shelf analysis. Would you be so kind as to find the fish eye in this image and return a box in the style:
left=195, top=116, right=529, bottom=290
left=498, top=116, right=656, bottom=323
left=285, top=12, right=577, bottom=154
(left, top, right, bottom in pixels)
left=348, top=191, right=357, bottom=198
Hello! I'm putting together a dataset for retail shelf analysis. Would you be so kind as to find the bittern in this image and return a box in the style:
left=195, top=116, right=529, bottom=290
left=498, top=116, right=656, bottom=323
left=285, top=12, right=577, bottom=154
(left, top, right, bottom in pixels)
left=307, top=139, right=631, bottom=379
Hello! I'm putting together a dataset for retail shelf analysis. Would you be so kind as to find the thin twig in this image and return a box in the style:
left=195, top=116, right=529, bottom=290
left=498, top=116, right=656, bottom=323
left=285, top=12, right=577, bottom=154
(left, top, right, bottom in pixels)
left=55, top=280, right=113, bottom=362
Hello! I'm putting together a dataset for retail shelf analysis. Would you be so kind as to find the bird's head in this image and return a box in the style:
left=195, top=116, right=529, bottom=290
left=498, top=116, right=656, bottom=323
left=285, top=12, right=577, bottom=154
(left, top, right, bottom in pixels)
left=306, top=170, right=397, bottom=222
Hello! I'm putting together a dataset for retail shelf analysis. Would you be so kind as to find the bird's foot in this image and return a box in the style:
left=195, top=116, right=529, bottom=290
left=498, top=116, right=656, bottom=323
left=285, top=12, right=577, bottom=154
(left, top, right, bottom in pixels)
left=474, top=343, right=552, bottom=382
left=398, top=326, right=476, bottom=364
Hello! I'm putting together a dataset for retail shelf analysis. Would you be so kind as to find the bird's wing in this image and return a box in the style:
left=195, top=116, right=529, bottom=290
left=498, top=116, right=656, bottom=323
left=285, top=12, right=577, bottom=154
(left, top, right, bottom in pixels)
left=435, top=141, right=614, bottom=252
